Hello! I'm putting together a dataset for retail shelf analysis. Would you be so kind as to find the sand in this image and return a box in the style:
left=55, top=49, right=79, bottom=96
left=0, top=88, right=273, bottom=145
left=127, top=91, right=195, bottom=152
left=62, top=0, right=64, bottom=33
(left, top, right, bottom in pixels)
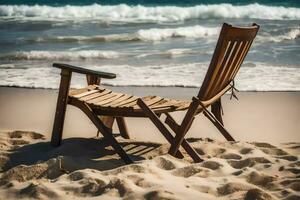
left=0, top=87, right=300, bottom=199
left=0, top=130, right=299, bottom=200
left=0, top=87, right=300, bottom=144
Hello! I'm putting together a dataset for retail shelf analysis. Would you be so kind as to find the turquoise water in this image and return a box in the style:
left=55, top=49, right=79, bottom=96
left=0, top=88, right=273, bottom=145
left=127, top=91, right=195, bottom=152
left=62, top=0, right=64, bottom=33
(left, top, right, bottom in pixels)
left=0, top=1, right=299, bottom=90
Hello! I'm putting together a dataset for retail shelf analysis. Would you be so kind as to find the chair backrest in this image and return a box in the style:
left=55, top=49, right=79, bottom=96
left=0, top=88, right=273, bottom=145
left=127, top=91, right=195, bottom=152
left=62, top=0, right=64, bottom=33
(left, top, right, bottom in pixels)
left=198, top=23, right=259, bottom=101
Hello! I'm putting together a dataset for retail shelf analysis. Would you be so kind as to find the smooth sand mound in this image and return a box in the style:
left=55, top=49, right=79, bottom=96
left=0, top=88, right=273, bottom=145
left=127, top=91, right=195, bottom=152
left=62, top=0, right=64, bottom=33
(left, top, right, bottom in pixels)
left=0, top=130, right=299, bottom=199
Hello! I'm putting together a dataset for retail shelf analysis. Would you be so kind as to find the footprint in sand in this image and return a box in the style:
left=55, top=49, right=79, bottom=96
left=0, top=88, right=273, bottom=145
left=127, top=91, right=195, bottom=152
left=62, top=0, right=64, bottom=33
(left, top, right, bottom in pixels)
left=246, top=171, right=276, bottom=186
left=220, top=153, right=242, bottom=160
left=201, top=160, right=223, bottom=170
left=172, top=165, right=207, bottom=178
left=127, top=174, right=157, bottom=188
left=217, top=182, right=254, bottom=195
left=18, top=183, right=58, bottom=199
left=276, top=155, right=298, bottom=162
left=228, top=157, right=271, bottom=169
left=144, top=189, right=176, bottom=200
left=239, top=148, right=254, bottom=155
left=244, top=188, right=273, bottom=200
left=153, top=156, right=177, bottom=170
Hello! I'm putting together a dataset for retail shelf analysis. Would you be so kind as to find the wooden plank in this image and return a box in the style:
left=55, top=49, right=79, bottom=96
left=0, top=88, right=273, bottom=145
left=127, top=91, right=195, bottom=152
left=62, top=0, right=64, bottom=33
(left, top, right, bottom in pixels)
left=105, top=94, right=133, bottom=107
left=86, top=74, right=101, bottom=85
left=113, top=96, right=139, bottom=107
left=136, top=98, right=185, bottom=159
left=149, top=99, right=182, bottom=109
left=73, top=89, right=100, bottom=99
left=116, top=117, right=130, bottom=139
left=72, top=100, right=133, bottom=164
left=79, top=91, right=106, bottom=101
left=51, top=69, right=72, bottom=146
left=137, top=96, right=163, bottom=107
left=79, top=89, right=111, bottom=101
left=87, top=92, right=116, bottom=104
left=95, top=93, right=125, bottom=106
left=118, top=95, right=160, bottom=108
left=69, top=85, right=97, bottom=96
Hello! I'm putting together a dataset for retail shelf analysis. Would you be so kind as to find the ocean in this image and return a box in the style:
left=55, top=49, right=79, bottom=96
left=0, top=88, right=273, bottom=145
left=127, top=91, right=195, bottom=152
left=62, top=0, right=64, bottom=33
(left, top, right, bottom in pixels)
left=0, top=0, right=299, bottom=91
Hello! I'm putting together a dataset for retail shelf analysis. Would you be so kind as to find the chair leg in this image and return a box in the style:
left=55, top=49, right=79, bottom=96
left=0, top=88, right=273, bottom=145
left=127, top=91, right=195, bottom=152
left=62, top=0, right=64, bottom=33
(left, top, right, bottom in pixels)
left=194, top=97, right=235, bottom=142
left=51, top=69, right=72, bottom=146
left=203, top=111, right=235, bottom=141
left=211, top=99, right=223, bottom=125
left=100, top=116, right=115, bottom=129
left=137, top=99, right=203, bottom=162
left=168, top=99, right=199, bottom=158
left=116, top=117, right=130, bottom=139
left=75, top=101, right=133, bottom=164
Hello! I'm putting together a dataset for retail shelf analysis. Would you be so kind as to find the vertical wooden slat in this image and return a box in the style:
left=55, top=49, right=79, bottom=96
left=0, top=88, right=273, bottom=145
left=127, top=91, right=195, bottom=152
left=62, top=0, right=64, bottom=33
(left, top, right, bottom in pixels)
left=219, top=41, right=244, bottom=88
left=203, top=40, right=231, bottom=99
left=231, top=41, right=252, bottom=79
left=86, top=74, right=101, bottom=85
left=51, top=69, right=72, bottom=146
left=198, top=24, right=231, bottom=100
left=207, top=41, right=237, bottom=98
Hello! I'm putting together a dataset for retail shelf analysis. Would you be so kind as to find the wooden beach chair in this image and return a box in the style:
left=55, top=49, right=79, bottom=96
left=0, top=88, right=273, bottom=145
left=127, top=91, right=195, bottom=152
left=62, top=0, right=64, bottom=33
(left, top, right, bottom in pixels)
left=51, top=23, right=259, bottom=164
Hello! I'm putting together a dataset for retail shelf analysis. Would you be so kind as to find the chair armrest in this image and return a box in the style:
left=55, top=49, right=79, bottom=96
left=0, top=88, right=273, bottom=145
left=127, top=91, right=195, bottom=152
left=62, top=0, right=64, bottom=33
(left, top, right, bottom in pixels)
left=53, top=63, right=116, bottom=79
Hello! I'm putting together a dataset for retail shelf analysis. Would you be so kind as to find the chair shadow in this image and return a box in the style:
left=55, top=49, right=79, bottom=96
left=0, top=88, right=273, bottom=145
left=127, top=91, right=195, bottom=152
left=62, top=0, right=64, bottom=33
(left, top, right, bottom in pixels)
left=3, top=136, right=161, bottom=172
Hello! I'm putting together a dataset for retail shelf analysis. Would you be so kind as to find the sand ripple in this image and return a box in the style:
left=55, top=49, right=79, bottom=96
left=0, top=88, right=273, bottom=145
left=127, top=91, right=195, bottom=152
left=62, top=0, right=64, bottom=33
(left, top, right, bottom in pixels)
left=0, top=130, right=299, bottom=199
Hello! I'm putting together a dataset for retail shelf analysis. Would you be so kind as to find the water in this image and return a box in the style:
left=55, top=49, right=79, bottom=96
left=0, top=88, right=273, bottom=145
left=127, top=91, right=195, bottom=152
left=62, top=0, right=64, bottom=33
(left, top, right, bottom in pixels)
left=0, top=1, right=299, bottom=91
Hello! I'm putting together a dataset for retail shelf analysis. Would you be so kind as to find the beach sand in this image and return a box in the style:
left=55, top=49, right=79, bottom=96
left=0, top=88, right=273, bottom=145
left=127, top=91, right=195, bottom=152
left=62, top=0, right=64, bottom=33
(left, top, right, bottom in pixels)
left=0, top=86, right=300, bottom=199
left=0, top=130, right=299, bottom=199
left=0, top=86, right=299, bottom=144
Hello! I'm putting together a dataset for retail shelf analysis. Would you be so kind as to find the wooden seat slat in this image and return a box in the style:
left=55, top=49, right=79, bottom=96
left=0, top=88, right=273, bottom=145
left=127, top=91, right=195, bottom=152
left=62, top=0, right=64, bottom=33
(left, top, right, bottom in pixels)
left=79, top=89, right=111, bottom=101
left=94, top=93, right=125, bottom=106
left=113, top=96, right=139, bottom=107
left=73, top=89, right=100, bottom=98
left=104, top=94, right=133, bottom=107
left=69, top=85, right=98, bottom=96
left=88, top=92, right=117, bottom=104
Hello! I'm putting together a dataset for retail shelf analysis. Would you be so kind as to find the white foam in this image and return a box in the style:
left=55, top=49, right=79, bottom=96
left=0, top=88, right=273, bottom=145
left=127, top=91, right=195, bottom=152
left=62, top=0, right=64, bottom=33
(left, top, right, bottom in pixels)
left=21, top=26, right=300, bottom=45
left=136, top=26, right=219, bottom=41
left=24, top=25, right=219, bottom=43
left=0, top=50, right=121, bottom=60
left=1, top=62, right=299, bottom=91
left=1, top=3, right=300, bottom=22
left=257, top=28, right=300, bottom=43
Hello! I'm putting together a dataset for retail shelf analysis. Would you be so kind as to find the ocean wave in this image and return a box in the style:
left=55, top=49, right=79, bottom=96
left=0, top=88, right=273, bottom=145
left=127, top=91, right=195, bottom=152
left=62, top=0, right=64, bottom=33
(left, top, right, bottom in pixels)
left=1, top=3, right=300, bottom=22
left=257, top=28, right=300, bottom=43
left=0, top=50, right=121, bottom=60
left=23, top=25, right=219, bottom=43
left=20, top=26, right=300, bottom=45
left=1, top=62, right=299, bottom=91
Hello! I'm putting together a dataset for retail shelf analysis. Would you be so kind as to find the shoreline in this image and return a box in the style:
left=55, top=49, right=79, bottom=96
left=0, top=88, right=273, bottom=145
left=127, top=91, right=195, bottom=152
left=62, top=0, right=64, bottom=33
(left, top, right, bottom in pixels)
left=2, top=85, right=300, bottom=93
left=1, top=86, right=299, bottom=145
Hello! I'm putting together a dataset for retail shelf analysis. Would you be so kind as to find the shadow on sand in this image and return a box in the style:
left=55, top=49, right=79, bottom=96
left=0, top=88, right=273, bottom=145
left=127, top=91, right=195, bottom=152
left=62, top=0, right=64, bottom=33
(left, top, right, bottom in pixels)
left=3, top=135, right=162, bottom=172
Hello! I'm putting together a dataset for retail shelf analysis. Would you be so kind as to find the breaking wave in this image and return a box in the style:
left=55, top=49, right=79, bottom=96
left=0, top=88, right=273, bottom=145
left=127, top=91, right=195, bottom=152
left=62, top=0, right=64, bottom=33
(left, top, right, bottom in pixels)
left=22, top=25, right=219, bottom=43
left=18, top=26, right=300, bottom=45
left=0, top=50, right=121, bottom=60
left=1, top=62, right=300, bottom=91
left=1, top=3, right=300, bottom=22
left=257, top=28, right=300, bottom=43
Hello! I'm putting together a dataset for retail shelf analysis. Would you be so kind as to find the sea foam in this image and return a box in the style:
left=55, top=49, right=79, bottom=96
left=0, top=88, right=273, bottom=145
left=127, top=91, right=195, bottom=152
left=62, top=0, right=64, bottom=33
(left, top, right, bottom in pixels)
left=1, top=62, right=299, bottom=91
left=16, top=25, right=300, bottom=45
left=1, top=3, right=300, bottom=22
left=22, top=25, right=219, bottom=43
left=0, top=50, right=121, bottom=60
